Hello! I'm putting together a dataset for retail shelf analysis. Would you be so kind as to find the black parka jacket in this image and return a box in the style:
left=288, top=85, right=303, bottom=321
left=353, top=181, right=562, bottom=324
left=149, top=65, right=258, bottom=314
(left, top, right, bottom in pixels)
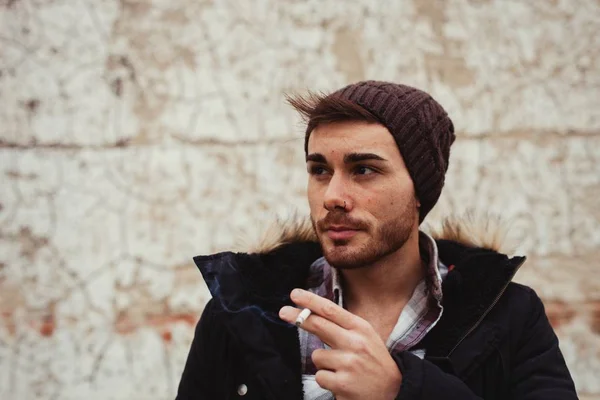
left=176, top=219, right=578, bottom=399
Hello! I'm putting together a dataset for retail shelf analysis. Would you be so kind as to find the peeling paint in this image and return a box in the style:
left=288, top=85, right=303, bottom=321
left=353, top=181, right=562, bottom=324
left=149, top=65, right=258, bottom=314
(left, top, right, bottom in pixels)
left=1, top=0, right=599, bottom=398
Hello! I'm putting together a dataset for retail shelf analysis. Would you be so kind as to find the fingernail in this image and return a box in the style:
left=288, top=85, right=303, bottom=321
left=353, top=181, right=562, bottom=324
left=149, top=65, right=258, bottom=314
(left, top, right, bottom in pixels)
left=291, top=289, right=303, bottom=300
left=279, top=306, right=293, bottom=319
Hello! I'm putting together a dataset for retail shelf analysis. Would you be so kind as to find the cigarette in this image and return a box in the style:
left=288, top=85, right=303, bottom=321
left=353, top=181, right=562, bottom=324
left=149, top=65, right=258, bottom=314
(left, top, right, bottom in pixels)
left=295, top=308, right=312, bottom=326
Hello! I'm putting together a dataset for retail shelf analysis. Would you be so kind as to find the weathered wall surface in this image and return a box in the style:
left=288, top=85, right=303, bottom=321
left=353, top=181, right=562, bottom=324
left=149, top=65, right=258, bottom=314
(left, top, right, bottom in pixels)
left=1, top=1, right=599, bottom=399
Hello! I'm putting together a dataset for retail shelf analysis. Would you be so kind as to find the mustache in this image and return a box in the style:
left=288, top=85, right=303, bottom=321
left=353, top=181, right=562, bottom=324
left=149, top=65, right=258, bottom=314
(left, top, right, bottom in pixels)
left=316, top=211, right=369, bottom=231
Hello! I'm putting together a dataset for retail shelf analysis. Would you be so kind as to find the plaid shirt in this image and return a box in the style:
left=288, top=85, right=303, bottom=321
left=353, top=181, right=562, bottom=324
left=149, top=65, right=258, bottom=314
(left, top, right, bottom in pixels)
left=300, top=232, right=447, bottom=399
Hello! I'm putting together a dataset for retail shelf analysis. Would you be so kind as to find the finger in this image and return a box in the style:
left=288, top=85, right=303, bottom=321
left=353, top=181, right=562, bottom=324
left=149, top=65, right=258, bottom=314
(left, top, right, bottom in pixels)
left=290, top=289, right=361, bottom=330
left=278, top=306, right=304, bottom=326
left=311, top=348, right=351, bottom=372
left=315, top=369, right=343, bottom=393
left=279, top=306, right=347, bottom=348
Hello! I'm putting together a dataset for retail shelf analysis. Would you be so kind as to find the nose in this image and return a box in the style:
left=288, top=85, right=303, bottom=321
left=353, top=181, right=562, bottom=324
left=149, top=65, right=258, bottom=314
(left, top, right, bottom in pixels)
left=323, top=173, right=352, bottom=212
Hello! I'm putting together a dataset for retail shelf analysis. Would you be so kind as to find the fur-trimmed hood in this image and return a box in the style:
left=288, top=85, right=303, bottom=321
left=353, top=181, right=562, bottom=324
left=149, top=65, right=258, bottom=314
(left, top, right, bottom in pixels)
left=242, top=211, right=515, bottom=257
left=198, top=210, right=525, bottom=330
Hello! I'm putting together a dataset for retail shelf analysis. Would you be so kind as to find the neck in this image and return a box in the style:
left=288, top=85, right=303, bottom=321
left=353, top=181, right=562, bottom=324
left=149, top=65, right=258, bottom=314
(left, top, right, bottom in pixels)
left=340, top=229, right=425, bottom=312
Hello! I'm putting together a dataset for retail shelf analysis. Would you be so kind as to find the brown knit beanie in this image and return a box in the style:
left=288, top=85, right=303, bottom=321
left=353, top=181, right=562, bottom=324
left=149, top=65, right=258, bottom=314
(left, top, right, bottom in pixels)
left=304, top=80, right=455, bottom=222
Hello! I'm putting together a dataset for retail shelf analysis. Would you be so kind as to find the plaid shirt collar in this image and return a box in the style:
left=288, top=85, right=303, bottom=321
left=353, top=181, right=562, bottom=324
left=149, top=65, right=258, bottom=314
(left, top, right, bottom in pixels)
left=300, top=231, right=447, bottom=398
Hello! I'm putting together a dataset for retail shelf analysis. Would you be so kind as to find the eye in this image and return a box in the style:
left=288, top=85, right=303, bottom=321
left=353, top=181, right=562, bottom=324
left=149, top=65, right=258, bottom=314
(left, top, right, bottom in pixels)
left=308, top=165, right=329, bottom=176
left=355, top=166, right=376, bottom=175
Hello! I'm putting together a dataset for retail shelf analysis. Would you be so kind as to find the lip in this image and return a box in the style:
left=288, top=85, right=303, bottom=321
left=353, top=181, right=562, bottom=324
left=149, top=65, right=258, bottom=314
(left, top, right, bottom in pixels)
left=325, top=227, right=359, bottom=240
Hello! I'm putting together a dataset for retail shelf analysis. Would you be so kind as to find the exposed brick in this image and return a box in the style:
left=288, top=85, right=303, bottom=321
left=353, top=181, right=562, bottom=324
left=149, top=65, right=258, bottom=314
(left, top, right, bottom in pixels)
left=545, top=301, right=578, bottom=328
left=590, top=301, right=600, bottom=335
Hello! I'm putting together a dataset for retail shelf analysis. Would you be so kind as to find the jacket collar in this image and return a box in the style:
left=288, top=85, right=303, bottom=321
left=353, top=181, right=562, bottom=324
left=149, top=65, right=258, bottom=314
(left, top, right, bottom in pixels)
left=194, top=241, right=321, bottom=400
left=195, top=213, right=520, bottom=317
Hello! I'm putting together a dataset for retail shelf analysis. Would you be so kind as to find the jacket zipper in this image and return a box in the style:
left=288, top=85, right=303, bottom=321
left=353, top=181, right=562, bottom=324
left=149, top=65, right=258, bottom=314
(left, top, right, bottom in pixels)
left=447, top=257, right=527, bottom=357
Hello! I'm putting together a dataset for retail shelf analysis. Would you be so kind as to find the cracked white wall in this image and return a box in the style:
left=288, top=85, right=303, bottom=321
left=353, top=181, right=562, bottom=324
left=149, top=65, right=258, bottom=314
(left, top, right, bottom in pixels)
left=1, top=1, right=599, bottom=399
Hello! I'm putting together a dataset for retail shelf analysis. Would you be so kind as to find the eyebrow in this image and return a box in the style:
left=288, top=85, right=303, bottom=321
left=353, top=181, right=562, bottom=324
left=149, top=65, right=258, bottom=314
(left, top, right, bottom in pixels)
left=344, top=152, right=387, bottom=163
left=306, top=152, right=388, bottom=164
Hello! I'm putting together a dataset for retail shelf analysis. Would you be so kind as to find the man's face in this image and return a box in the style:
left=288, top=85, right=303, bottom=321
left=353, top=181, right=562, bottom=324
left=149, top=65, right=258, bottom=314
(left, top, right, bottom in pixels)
left=306, top=121, right=420, bottom=269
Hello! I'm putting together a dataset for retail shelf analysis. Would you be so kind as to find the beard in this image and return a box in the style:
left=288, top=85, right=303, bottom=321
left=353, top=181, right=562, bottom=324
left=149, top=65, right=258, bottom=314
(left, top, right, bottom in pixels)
left=311, top=197, right=417, bottom=270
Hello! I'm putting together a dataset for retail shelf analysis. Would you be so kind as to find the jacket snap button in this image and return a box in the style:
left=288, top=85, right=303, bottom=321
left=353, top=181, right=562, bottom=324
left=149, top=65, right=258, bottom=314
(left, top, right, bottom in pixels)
left=237, top=384, right=248, bottom=396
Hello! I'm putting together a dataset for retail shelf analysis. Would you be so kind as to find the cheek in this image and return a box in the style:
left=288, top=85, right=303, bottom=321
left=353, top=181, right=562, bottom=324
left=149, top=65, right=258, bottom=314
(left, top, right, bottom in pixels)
left=307, top=182, right=322, bottom=212
left=362, top=187, right=392, bottom=211
left=364, top=195, right=377, bottom=208
left=366, top=188, right=409, bottom=216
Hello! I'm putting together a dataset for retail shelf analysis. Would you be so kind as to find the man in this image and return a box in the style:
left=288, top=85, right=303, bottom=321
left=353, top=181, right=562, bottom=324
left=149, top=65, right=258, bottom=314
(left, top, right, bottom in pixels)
left=176, top=81, right=577, bottom=399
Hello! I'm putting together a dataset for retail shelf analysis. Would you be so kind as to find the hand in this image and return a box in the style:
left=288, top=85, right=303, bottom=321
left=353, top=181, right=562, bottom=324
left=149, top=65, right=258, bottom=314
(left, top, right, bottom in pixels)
left=279, top=289, right=402, bottom=400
